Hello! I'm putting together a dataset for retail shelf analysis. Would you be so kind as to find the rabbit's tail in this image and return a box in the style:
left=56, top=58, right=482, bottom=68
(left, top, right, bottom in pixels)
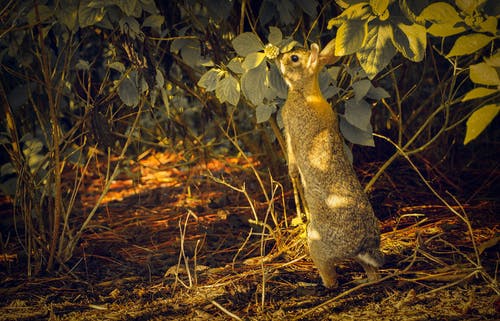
left=357, top=248, right=384, bottom=268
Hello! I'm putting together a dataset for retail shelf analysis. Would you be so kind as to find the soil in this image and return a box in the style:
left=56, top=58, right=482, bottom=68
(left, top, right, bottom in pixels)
left=0, top=150, right=498, bottom=320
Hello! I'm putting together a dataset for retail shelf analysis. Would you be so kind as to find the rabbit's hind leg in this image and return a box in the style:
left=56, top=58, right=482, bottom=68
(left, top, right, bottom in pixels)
left=357, top=260, right=380, bottom=282
left=316, top=261, right=338, bottom=289
left=309, top=251, right=338, bottom=288
left=356, top=251, right=382, bottom=282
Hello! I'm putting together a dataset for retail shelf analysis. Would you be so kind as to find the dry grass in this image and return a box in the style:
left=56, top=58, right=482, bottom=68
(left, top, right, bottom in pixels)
left=0, top=149, right=498, bottom=320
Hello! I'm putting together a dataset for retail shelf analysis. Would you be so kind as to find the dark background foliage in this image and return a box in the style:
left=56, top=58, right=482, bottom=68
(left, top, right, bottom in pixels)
left=0, top=0, right=498, bottom=274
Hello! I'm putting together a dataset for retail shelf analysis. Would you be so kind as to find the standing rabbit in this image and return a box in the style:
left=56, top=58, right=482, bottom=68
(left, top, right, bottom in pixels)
left=279, top=41, right=383, bottom=288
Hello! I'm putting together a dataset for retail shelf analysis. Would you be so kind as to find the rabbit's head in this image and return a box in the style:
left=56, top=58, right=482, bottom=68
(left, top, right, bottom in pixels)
left=279, top=41, right=339, bottom=91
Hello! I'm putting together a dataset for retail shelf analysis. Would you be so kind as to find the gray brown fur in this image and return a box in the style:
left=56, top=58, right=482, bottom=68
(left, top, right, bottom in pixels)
left=279, top=43, right=383, bottom=288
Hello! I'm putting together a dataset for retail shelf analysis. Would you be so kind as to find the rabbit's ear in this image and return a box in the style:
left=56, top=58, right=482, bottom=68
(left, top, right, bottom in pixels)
left=307, top=43, right=320, bottom=70
left=319, top=39, right=340, bottom=66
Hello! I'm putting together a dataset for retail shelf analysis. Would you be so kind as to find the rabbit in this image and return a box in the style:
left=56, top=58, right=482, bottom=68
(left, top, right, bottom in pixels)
left=278, top=41, right=383, bottom=288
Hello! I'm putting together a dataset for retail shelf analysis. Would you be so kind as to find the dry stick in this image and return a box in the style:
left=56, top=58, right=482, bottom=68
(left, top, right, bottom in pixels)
left=177, top=211, right=196, bottom=289
left=210, top=299, right=243, bottom=321
left=59, top=144, right=94, bottom=260
left=34, top=1, right=62, bottom=272
left=238, top=0, right=246, bottom=34
left=294, top=273, right=397, bottom=320
left=416, top=270, right=481, bottom=298
left=258, top=182, right=280, bottom=311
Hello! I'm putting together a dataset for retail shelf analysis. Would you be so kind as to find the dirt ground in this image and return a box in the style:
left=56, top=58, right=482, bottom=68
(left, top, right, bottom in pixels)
left=0, top=151, right=499, bottom=320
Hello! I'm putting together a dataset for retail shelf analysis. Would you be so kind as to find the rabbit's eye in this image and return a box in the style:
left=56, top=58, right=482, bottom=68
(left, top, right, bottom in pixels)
left=291, top=55, right=299, bottom=62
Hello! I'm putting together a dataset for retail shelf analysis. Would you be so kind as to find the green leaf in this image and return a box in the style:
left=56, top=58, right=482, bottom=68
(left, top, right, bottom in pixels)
left=170, top=38, right=189, bottom=53
left=470, top=62, right=500, bottom=86
left=464, top=104, right=500, bottom=144
left=7, top=85, right=31, bottom=109
left=108, top=61, right=126, bottom=72
left=419, top=2, right=466, bottom=37
left=269, top=63, right=288, bottom=99
left=335, top=19, right=367, bottom=56
left=181, top=40, right=201, bottom=67
left=118, top=76, right=139, bottom=107
left=22, top=136, right=46, bottom=173
left=78, top=0, right=105, bottom=28
left=143, top=14, right=164, bottom=30
left=327, top=66, right=341, bottom=80
left=1, top=162, right=16, bottom=176
left=27, top=5, right=53, bottom=26
left=370, top=0, right=389, bottom=16
left=343, top=141, right=354, bottom=164
left=232, top=32, right=264, bottom=57
left=208, top=0, right=234, bottom=20
left=484, top=52, right=500, bottom=67
left=296, top=0, right=318, bottom=17
left=356, top=21, right=397, bottom=79
left=242, top=52, right=266, bottom=70
left=352, top=79, right=372, bottom=102
left=56, top=0, right=78, bottom=31
left=461, top=87, right=498, bottom=102
left=216, top=75, right=240, bottom=106
left=419, top=2, right=462, bottom=24
left=447, top=33, right=494, bottom=57
left=430, top=22, right=467, bottom=37
left=115, top=0, right=138, bottom=16
left=119, top=17, right=141, bottom=38
left=256, top=104, right=277, bottom=123
left=268, top=26, right=283, bottom=45
left=367, top=85, right=390, bottom=100
left=427, top=22, right=467, bottom=37
left=0, top=177, right=17, bottom=196
left=22, top=138, right=43, bottom=155
left=75, top=59, right=90, bottom=71
left=241, top=63, right=267, bottom=105
left=140, top=0, right=159, bottom=14
left=399, top=0, right=423, bottom=24
left=345, top=99, right=372, bottom=131
left=276, top=0, right=294, bottom=24
left=478, top=16, right=498, bottom=34
left=197, top=68, right=221, bottom=91
left=455, top=0, right=480, bottom=15
left=393, top=22, right=427, bottom=62
left=339, top=117, right=375, bottom=147
left=279, top=38, right=299, bottom=53
left=155, top=68, right=164, bottom=88
left=328, top=2, right=371, bottom=29
left=328, top=17, right=343, bottom=30
left=227, top=58, right=245, bottom=74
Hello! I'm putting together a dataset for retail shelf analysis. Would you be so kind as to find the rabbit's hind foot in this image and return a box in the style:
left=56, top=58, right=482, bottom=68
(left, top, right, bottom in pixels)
left=358, top=260, right=380, bottom=283
left=316, top=263, right=339, bottom=289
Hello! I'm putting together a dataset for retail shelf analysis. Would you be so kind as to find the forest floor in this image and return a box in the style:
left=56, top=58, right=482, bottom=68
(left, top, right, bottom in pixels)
left=0, top=150, right=499, bottom=320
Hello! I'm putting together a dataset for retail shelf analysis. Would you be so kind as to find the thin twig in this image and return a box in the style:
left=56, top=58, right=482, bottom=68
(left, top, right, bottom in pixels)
left=210, top=300, right=242, bottom=321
